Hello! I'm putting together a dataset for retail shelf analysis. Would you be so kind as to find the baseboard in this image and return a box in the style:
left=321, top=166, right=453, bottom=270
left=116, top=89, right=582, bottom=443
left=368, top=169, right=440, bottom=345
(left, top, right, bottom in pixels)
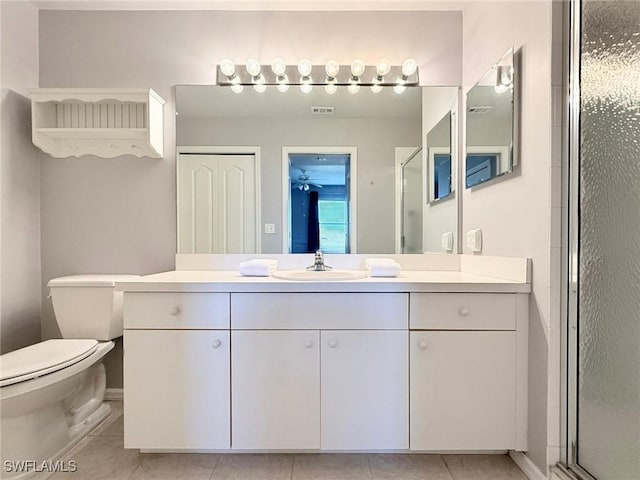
left=105, top=388, right=123, bottom=400
left=509, top=451, right=547, bottom=480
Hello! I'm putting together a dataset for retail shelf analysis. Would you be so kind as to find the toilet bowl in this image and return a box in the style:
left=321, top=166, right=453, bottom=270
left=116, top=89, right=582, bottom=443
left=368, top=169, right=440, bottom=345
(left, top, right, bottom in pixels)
left=0, top=274, right=139, bottom=479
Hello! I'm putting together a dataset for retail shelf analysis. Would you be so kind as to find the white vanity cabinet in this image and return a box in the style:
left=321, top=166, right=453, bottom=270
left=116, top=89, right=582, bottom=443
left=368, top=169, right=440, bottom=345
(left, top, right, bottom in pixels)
left=231, top=330, right=321, bottom=450
left=409, top=293, right=528, bottom=451
left=230, top=292, right=409, bottom=451
left=123, top=293, right=231, bottom=450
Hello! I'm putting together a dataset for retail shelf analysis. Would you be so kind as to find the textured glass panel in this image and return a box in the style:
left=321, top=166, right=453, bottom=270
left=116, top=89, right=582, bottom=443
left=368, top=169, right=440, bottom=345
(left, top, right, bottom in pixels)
left=578, top=2, right=640, bottom=479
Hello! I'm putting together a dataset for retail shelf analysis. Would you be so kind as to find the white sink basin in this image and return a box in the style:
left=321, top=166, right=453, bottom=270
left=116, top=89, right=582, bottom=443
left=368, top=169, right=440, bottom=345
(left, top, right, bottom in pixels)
left=272, top=269, right=368, bottom=281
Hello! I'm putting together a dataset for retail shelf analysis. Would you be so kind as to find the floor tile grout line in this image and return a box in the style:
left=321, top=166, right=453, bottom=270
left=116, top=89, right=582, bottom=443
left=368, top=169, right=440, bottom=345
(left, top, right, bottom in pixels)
left=441, top=454, right=458, bottom=480
left=207, top=454, right=222, bottom=480
left=289, top=453, right=295, bottom=480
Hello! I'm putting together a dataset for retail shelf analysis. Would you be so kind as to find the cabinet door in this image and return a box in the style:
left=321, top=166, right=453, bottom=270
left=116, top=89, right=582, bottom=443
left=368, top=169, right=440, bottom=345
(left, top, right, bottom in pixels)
left=124, top=330, right=230, bottom=449
left=410, top=331, right=516, bottom=450
left=231, top=330, right=320, bottom=449
left=321, top=330, right=409, bottom=450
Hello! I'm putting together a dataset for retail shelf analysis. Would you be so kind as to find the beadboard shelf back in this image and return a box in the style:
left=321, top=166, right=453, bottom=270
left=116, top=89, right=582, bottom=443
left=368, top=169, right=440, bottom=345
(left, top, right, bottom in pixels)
left=31, top=88, right=165, bottom=159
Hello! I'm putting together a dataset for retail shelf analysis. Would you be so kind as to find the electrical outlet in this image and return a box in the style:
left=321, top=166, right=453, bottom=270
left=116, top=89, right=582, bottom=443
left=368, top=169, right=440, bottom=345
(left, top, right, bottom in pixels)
left=441, top=232, right=454, bottom=252
left=264, top=223, right=276, bottom=234
left=466, top=228, right=482, bottom=252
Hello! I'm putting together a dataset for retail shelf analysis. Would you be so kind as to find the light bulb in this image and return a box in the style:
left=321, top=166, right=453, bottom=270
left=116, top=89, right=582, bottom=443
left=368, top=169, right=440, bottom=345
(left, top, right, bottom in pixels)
left=277, top=83, right=289, bottom=93
left=401, top=58, right=418, bottom=77
left=351, top=59, right=365, bottom=77
left=253, top=83, right=266, bottom=93
left=230, top=84, right=244, bottom=94
left=298, top=58, right=313, bottom=77
left=271, top=57, right=286, bottom=76
left=246, top=58, right=261, bottom=77
left=303, top=184, right=309, bottom=191
left=325, top=83, right=338, bottom=95
left=325, top=59, right=340, bottom=78
left=347, top=82, right=360, bottom=95
left=494, top=84, right=509, bottom=94
left=370, top=83, right=383, bottom=93
left=300, top=83, right=313, bottom=94
left=219, top=58, right=236, bottom=77
left=393, top=83, right=407, bottom=94
left=376, top=58, right=391, bottom=77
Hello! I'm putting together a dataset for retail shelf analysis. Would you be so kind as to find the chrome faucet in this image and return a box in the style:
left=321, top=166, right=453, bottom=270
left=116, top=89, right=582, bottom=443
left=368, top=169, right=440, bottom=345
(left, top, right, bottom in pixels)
left=306, top=250, right=333, bottom=271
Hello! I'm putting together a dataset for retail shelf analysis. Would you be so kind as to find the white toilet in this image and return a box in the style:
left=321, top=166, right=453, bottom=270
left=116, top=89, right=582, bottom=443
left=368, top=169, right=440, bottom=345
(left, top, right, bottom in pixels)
left=0, top=274, right=138, bottom=478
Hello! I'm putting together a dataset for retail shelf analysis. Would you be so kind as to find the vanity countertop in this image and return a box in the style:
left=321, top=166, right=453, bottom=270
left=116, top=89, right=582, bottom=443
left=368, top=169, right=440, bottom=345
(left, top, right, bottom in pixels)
left=115, top=269, right=531, bottom=293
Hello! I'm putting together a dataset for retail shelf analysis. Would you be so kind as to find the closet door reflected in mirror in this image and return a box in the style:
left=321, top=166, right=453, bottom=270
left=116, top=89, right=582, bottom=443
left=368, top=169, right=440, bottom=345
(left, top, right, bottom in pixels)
left=465, top=47, right=518, bottom=189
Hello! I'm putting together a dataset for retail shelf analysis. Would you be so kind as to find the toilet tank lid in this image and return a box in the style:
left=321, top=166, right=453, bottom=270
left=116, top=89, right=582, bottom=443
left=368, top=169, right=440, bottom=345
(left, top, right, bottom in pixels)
left=47, top=274, right=141, bottom=287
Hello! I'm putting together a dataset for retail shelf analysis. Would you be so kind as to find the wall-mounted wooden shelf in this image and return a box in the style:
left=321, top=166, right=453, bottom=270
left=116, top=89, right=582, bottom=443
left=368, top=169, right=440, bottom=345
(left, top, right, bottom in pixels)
left=30, top=88, right=165, bottom=158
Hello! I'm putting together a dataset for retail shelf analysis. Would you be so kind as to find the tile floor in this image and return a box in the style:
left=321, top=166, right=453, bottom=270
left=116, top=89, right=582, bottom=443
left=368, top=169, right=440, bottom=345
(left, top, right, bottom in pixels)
left=45, top=402, right=528, bottom=480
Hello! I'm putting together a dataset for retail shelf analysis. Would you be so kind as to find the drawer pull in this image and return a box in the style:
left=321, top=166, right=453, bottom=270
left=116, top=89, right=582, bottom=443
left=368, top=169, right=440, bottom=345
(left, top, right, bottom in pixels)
left=328, top=340, right=338, bottom=348
left=458, top=307, right=470, bottom=317
left=169, top=306, right=181, bottom=316
left=212, top=339, right=222, bottom=349
left=418, top=341, right=428, bottom=350
left=304, top=340, right=314, bottom=349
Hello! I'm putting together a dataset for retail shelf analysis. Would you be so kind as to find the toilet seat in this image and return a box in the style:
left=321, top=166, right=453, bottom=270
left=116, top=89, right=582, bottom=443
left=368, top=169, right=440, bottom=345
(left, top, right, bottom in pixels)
left=0, top=339, right=98, bottom=387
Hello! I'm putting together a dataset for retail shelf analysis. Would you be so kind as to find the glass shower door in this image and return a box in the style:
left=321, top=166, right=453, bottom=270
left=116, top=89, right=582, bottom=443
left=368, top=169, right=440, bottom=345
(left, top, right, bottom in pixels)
left=569, top=1, right=640, bottom=479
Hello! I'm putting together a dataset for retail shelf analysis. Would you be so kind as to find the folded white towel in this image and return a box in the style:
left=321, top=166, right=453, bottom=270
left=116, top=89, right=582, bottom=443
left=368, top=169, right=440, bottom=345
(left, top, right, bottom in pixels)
left=239, top=259, right=278, bottom=277
left=365, top=258, right=401, bottom=277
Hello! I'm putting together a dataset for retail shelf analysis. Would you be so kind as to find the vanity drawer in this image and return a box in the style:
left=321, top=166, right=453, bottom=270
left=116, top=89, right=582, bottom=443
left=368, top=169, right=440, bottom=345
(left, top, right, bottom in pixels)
left=231, top=293, right=408, bottom=330
left=124, top=292, right=230, bottom=329
left=410, top=293, right=516, bottom=330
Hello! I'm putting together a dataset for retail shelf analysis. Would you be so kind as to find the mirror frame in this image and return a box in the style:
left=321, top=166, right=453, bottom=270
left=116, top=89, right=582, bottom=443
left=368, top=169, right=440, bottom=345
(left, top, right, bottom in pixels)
left=464, top=46, right=519, bottom=189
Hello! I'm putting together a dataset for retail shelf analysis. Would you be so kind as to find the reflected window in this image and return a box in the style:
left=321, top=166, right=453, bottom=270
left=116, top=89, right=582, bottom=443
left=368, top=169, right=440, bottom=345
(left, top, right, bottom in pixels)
left=433, top=153, right=452, bottom=199
left=318, top=200, right=347, bottom=254
left=466, top=153, right=498, bottom=188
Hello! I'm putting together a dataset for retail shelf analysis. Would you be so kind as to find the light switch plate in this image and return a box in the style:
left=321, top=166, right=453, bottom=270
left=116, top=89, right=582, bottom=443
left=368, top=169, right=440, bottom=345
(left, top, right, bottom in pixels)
left=466, top=228, right=482, bottom=252
left=264, top=223, right=276, bottom=234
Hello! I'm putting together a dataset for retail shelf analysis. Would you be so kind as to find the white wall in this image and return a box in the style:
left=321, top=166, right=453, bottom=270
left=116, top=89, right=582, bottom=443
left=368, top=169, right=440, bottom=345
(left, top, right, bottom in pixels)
left=1, top=0, right=41, bottom=354
left=38, top=10, right=462, bottom=387
left=461, top=1, right=553, bottom=474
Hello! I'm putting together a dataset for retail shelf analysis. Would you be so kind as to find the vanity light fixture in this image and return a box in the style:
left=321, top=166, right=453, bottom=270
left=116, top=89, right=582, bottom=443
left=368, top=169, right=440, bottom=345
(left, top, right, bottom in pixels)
left=216, top=58, right=420, bottom=94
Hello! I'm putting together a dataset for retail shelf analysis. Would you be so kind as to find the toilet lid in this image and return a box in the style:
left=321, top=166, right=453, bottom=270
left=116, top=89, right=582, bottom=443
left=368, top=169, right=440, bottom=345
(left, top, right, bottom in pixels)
left=0, top=339, right=98, bottom=387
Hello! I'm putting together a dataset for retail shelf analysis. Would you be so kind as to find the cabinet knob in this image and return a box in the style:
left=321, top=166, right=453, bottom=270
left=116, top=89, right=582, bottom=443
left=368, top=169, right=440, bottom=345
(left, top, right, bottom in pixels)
left=169, top=306, right=181, bottom=316
left=212, top=339, right=222, bottom=349
left=328, top=340, right=338, bottom=348
left=304, top=340, right=314, bottom=349
left=458, top=307, right=470, bottom=316
left=418, top=341, right=428, bottom=350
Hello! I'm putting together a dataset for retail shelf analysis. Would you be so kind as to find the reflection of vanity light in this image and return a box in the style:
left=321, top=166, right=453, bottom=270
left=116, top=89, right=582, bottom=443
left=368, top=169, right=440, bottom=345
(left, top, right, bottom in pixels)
left=253, top=83, right=266, bottom=93
left=393, top=82, right=407, bottom=94
left=325, top=83, right=338, bottom=95
left=494, top=65, right=513, bottom=94
left=300, top=83, right=313, bottom=94
left=230, top=84, right=244, bottom=93
left=370, top=81, right=383, bottom=93
left=348, top=82, right=360, bottom=94
left=277, top=82, right=289, bottom=93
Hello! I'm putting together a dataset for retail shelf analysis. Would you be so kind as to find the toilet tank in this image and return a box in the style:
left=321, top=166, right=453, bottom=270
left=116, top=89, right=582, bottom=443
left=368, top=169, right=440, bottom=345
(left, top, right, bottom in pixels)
left=47, top=275, right=140, bottom=340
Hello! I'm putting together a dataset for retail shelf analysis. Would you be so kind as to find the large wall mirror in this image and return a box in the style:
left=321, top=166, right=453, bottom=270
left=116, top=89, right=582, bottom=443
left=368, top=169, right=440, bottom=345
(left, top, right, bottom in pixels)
left=176, top=84, right=459, bottom=254
left=465, top=47, right=518, bottom=188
